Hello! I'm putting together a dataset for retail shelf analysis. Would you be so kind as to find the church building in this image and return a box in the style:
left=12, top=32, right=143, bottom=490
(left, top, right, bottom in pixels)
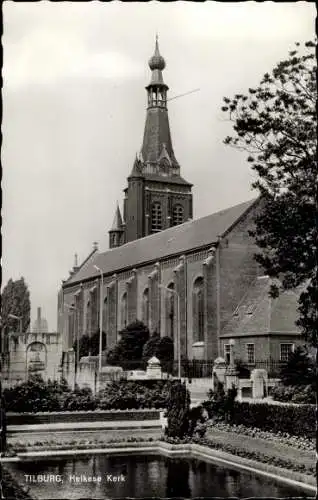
left=58, top=39, right=303, bottom=372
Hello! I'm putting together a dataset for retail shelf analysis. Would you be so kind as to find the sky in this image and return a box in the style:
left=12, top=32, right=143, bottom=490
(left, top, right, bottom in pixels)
left=2, top=1, right=315, bottom=331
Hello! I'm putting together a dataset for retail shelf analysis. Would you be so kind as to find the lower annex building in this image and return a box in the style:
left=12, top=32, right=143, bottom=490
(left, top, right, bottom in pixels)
left=58, top=38, right=303, bottom=371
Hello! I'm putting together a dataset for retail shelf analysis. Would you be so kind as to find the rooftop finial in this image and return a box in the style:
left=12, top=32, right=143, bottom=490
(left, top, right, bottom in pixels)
left=74, top=253, right=78, bottom=268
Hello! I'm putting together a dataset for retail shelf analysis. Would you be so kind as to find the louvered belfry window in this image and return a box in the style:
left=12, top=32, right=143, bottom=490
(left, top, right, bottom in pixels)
left=151, top=202, right=162, bottom=232
left=172, top=204, right=184, bottom=226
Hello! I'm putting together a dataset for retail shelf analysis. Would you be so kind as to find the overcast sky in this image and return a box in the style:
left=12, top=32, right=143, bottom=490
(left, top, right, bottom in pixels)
left=2, top=1, right=315, bottom=331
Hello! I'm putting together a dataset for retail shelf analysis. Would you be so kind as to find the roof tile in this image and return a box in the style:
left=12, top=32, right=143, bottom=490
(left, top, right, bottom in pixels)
left=65, top=197, right=257, bottom=286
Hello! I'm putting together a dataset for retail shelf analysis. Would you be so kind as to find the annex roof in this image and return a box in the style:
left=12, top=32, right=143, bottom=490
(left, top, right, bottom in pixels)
left=64, top=197, right=257, bottom=287
left=220, top=276, right=302, bottom=337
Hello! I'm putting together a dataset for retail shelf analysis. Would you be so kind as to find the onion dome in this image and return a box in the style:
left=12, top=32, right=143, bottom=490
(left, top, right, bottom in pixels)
left=148, top=35, right=166, bottom=71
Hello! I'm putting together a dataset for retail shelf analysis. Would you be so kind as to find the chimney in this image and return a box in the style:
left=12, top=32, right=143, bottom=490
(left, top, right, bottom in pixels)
left=37, top=307, right=41, bottom=323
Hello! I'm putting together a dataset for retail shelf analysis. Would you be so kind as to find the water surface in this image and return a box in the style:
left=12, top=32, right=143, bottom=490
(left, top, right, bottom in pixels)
left=7, top=453, right=312, bottom=499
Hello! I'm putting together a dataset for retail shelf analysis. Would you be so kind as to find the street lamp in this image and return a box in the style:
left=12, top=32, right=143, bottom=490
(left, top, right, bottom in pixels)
left=158, top=284, right=181, bottom=379
left=93, top=265, right=104, bottom=374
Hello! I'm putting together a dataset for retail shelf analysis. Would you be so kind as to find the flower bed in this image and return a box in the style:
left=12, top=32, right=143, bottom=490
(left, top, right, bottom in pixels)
left=208, top=421, right=315, bottom=452
left=161, top=436, right=316, bottom=477
left=8, top=436, right=154, bottom=454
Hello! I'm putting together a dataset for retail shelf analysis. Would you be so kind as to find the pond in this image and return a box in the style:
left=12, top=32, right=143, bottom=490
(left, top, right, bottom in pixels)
left=6, top=453, right=312, bottom=499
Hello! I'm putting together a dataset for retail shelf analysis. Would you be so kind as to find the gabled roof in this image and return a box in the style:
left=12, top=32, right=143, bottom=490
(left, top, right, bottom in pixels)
left=63, top=246, right=98, bottom=284
left=220, top=276, right=302, bottom=337
left=64, top=197, right=258, bottom=287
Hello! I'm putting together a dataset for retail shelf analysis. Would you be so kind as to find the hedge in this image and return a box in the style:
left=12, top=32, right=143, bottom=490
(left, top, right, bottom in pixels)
left=6, top=410, right=160, bottom=426
left=203, top=400, right=315, bottom=439
left=3, top=378, right=171, bottom=413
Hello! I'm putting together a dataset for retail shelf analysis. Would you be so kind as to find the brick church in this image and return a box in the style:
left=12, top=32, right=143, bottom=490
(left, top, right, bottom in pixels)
left=58, top=38, right=303, bottom=371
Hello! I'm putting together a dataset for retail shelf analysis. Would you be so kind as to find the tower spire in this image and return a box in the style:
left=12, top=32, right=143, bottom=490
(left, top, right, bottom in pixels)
left=109, top=203, right=124, bottom=249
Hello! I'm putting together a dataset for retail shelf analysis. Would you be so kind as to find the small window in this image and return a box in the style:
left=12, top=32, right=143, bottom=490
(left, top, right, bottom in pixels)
left=224, top=344, right=231, bottom=364
left=246, top=343, right=255, bottom=364
left=172, top=204, right=184, bottom=226
left=151, top=202, right=162, bottom=232
left=280, top=343, right=293, bottom=362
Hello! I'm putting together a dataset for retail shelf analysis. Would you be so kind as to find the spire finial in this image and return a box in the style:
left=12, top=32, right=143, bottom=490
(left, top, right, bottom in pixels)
left=149, top=34, right=165, bottom=71
left=74, top=253, right=78, bottom=268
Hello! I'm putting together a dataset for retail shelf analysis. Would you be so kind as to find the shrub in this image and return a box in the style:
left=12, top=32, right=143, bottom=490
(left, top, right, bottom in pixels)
left=224, top=385, right=238, bottom=423
left=165, top=380, right=190, bottom=438
left=107, top=320, right=150, bottom=369
left=3, top=375, right=64, bottom=413
left=279, top=346, right=316, bottom=387
left=271, top=383, right=315, bottom=404
left=204, top=381, right=226, bottom=420
left=98, top=380, right=170, bottom=410
left=235, top=359, right=251, bottom=379
left=73, top=331, right=107, bottom=359
left=142, top=333, right=174, bottom=372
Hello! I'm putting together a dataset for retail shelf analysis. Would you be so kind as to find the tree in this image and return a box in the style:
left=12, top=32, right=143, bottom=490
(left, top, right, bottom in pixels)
left=73, top=331, right=107, bottom=360
left=1, top=277, right=31, bottom=334
left=89, top=330, right=107, bottom=356
left=106, top=320, right=149, bottom=369
left=279, top=345, right=315, bottom=387
left=142, top=333, right=174, bottom=372
left=221, top=41, right=317, bottom=348
left=142, top=332, right=161, bottom=362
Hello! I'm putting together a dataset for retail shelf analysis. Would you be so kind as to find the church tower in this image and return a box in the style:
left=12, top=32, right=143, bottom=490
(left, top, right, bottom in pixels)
left=111, top=37, right=193, bottom=246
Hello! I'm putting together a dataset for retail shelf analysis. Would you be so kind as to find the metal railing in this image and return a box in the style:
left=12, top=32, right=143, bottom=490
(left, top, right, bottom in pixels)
left=102, top=359, right=287, bottom=379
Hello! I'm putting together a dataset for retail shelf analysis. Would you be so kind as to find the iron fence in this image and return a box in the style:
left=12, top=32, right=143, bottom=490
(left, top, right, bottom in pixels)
left=245, top=360, right=287, bottom=378
left=104, top=359, right=287, bottom=379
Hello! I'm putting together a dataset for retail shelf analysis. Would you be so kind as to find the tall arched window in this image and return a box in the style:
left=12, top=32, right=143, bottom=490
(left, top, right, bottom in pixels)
left=172, top=204, right=184, bottom=226
left=121, top=292, right=128, bottom=329
left=151, top=202, right=162, bottom=232
left=165, top=282, right=175, bottom=341
left=193, top=277, right=204, bottom=342
left=142, top=288, right=149, bottom=326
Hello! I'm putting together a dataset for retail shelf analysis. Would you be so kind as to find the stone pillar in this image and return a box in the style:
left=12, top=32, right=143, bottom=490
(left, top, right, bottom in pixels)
left=173, top=255, right=187, bottom=360
left=126, top=269, right=137, bottom=324
left=225, top=340, right=239, bottom=391
left=107, top=275, right=117, bottom=348
left=251, top=369, right=268, bottom=399
left=146, top=356, right=162, bottom=379
left=148, top=263, right=160, bottom=333
left=203, top=247, right=217, bottom=360
left=212, top=357, right=227, bottom=388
